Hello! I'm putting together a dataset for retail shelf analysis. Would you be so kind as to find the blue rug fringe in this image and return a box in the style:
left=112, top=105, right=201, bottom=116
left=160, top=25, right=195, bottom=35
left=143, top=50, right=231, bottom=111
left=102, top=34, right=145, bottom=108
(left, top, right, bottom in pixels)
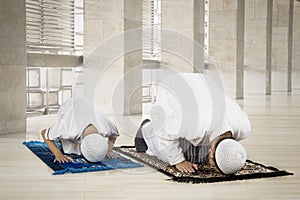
left=23, top=141, right=143, bottom=175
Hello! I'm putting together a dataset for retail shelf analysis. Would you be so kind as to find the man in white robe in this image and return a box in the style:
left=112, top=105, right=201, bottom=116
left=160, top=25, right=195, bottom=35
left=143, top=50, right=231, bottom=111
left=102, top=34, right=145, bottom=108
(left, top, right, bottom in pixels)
left=135, top=73, right=250, bottom=174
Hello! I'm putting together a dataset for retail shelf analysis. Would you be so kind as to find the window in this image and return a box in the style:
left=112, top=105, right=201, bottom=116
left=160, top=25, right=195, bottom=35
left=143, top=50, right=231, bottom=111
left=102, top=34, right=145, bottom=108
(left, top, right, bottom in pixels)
left=26, top=0, right=83, bottom=55
left=142, top=0, right=161, bottom=61
left=25, top=0, right=83, bottom=115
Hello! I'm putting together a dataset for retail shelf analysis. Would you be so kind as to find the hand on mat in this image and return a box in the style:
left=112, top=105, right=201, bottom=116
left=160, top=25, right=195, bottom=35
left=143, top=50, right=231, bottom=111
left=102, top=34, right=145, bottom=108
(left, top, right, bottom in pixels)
left=54, top=153, right=73, bottom=163
left=176, top=160, right=198, bottom=173
left=106, top=151, right=117, bottom=159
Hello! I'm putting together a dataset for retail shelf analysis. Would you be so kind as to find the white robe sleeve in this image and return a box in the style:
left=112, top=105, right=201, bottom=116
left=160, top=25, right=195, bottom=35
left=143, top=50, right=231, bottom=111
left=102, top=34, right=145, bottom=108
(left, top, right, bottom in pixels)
left=226, top=97, right=251, bottom=141
left=142, top=122, right=185, bottom=166
left=45, top=125, right=61, bottom=140
left=157, top=136, right=185, bottom=166
left=44, top=100, right=71, bottom=140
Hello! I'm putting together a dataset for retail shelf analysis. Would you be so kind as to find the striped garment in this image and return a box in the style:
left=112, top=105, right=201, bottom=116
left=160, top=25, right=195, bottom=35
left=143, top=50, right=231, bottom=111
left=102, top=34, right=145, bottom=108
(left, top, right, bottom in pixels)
left=179, top=138, right=210, bottom=164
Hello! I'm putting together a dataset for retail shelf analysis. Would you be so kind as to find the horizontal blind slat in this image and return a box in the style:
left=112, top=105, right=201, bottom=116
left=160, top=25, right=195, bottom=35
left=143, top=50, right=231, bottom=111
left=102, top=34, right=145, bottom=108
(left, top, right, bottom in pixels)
left=26, top=0, right=75, bottom=54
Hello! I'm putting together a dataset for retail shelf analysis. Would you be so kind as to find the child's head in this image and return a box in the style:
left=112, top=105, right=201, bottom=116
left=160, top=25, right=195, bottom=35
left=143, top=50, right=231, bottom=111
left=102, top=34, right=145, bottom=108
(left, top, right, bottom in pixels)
left=81, top=133, right=108, bottom=162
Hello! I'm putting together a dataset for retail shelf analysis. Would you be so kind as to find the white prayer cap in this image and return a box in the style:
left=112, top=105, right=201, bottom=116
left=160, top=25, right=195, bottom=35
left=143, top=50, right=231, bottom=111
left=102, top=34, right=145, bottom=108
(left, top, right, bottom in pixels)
left=81, top=134, right=108, bottom=162
left=215, top=139, right=246, bottom=174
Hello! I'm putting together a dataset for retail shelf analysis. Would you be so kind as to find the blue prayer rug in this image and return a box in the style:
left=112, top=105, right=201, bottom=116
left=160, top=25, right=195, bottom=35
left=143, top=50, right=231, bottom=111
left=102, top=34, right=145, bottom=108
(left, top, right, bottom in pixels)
left=23, top=141, right=143, bottom=175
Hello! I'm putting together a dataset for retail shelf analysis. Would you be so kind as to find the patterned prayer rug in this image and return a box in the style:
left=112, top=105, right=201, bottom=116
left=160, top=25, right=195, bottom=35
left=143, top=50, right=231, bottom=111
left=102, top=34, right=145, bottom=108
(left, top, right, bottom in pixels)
left=23, top=141, right=143, bottom=175
left=114, top=146, right=293, bottom=183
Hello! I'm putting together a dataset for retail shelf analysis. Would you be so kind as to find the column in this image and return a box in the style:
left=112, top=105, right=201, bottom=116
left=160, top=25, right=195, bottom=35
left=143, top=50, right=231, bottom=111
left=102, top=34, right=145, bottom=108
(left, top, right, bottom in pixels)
left=236, top=0, right=245, bottom=99
left=266, top=0, right=273, bottom=95
left=244, top=0, right=270, bottom=94
left=194, top=0, right=205, bottom=73
left=161, top=0, right=205, bottom=73
left=0, top=0, right=27, bottom=135
left=124, top=0, right=143, bottom=114
left=287, top=0, right=294, bottom=92
left=293, top=0, right=300, bottom=89
left=83, top=0, right=142, bottom=115
left=209, top=0, right=244, bottom=98
left=271, top=0, right=290, bottom=91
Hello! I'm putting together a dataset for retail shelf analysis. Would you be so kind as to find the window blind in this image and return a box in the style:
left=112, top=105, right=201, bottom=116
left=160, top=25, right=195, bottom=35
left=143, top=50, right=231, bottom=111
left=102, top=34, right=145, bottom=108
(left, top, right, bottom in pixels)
left=26, top=0, right=76, bottom=54
left=142, top=0, right=161, bottom=61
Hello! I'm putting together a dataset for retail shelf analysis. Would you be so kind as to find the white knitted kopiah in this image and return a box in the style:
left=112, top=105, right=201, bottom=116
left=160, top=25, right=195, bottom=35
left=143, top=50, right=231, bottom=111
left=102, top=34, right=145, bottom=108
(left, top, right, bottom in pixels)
left=215, top=139, right=246, bottom=174
left=81, top=134, right=108, bottom=162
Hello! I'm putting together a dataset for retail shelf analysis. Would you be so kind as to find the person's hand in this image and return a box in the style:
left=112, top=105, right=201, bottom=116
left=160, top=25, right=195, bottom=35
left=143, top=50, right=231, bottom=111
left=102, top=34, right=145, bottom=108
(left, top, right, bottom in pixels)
left=106, top=151, right=118, bottom=159
left=175, top=160, right=198, bottom=173
left=54, top=153, right=72, bottom=163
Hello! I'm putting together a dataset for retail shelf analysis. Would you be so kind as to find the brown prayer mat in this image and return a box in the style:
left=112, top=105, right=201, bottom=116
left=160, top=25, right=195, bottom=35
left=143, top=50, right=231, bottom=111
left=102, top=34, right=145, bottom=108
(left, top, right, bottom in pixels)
left=114, top=146, right=293, bottom=183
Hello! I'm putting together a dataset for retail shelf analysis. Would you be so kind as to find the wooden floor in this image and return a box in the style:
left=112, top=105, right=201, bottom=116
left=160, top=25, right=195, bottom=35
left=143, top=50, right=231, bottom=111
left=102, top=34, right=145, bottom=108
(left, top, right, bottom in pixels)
left=0, top=92, right=300, bottom=200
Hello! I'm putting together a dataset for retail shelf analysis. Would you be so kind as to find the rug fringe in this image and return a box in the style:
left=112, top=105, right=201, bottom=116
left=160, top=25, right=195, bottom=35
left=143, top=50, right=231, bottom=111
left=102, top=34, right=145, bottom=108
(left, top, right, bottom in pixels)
left=171, top=170, right=293, bottom=184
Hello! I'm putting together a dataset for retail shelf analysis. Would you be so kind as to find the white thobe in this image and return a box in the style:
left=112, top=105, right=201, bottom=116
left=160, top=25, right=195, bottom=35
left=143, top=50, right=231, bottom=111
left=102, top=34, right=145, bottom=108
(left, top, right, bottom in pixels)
left=45, top=97, right=119, bottom=154
left=142, top=73, right=251, bottom=165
